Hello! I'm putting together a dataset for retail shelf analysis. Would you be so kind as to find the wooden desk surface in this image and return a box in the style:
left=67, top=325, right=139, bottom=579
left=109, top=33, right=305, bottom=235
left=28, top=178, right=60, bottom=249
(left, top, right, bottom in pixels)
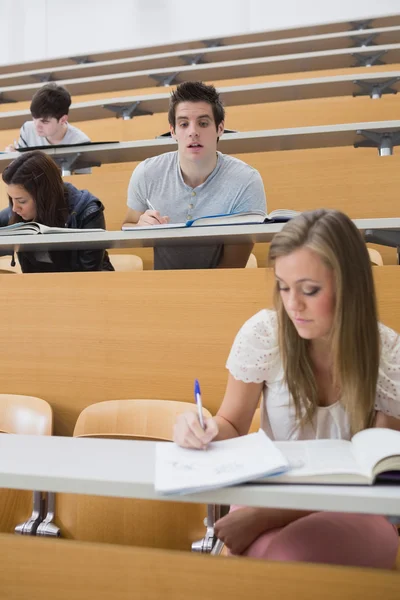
left=0, top=433, right=399, bottom=516
left=1, top=71, right=400, bottom=130
left=1, top=120, right=400, bottom=172
left=1, top=44, right=400, bottom=102
left=1, top=26, right=399, bottom=88
left=0, top=218, right=398, bottom=253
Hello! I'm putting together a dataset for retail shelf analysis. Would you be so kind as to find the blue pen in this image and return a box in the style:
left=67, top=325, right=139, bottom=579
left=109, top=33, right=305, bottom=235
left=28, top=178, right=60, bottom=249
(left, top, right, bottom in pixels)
left=194, top=379, right=205, bottom=430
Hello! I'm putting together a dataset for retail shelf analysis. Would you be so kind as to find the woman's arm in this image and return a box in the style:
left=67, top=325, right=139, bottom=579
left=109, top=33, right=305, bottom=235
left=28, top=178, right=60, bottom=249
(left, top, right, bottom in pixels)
left=214, top=374, right=263, bottom=440
left=75, top=207, right=107, bottom=271
left=374, top=411, right=400, bottom=431
left=173, top=374, right=263, bottom=448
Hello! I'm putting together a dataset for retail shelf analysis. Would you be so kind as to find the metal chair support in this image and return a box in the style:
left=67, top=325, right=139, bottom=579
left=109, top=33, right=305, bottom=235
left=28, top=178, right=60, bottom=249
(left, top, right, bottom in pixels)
left=36, top=492, right=61, bottom=537
left=102, top=101, right=153, bottom=120
left=15, top=491, right=44, bottom=535
left=354, top=130, right=400, bottom=156
left=191, top=504, right=229, bottom=553
left=353, top=77, right=400, bottom=99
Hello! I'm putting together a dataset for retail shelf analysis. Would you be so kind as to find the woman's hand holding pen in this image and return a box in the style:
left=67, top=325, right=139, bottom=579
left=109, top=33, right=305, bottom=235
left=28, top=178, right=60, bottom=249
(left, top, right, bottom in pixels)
left=173, top=411, right=218, bottom=449
left=137, top=210, right=170, bottom=226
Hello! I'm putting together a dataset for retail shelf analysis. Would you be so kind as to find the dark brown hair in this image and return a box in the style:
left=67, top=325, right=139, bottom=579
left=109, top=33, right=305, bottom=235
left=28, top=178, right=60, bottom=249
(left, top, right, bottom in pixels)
left=168, top=81, right=225, bottom=130
left=30, top=83, right=71, bottom=120
left=2, top=150, right=69, bottom=227
left=269, top=209, right=379, bottom=435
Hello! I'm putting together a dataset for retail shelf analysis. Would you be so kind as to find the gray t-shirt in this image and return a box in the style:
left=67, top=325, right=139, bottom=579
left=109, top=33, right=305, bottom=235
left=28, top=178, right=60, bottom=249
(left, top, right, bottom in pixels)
left=18, top=121, right=90, bottom=147
left=127, top=151, right=267, bottom=270
left=18, top=122, right=91, bottom=175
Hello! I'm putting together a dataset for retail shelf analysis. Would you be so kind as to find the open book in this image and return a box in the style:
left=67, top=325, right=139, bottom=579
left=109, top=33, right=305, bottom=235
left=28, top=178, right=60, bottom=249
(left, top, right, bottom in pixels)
left=267, top=427, right=400, bottom=485
left=122, top=209, right=299, bottom=231
left=0, top=222, right=105, bottom=236
left=154, top=430, right=289, bottom=495
left=154, top=428, right=400, bottom=495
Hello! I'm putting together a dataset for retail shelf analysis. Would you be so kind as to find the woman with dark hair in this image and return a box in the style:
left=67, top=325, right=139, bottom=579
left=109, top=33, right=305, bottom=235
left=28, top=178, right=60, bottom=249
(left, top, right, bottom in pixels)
left=174, top=209, right=400, bottom=569
left=0, top=150, right=113, bottom=272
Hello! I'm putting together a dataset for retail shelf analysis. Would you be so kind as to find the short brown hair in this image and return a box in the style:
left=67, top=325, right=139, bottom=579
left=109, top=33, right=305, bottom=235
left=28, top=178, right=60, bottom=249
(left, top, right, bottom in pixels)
left=30, top=83, right=72, bottom=120
left=168, top=81, right=225, bottom=130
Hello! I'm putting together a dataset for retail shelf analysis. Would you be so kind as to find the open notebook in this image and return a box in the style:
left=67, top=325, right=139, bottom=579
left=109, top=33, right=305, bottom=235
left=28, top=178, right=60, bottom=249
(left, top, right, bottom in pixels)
left=154, top=430, right=289, bottom=495
left=154, top=428, right=400, bottom=495
left=0, top=222, right=105, bottom=236
left=122, top=209, right=299, bottom=231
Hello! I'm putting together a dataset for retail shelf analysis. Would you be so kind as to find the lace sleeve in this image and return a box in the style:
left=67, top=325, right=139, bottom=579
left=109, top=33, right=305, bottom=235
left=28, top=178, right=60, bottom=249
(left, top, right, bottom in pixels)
left=226, top=309, right=282, bottom=384
left=376, top=323, right=400, bottom=418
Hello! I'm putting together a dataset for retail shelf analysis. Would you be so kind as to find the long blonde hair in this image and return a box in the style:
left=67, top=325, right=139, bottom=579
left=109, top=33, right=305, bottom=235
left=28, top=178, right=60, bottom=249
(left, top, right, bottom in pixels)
left=268, top=209, right=379, bottom=435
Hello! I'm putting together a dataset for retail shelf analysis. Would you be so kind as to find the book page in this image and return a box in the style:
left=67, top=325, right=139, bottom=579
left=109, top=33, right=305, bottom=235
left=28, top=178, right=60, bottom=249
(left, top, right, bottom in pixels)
left=122, top=223, right=185, bottom=231
left=274, top=439, right=369, bottom=478
left=154, top=430, right=289, bottom=495
left=190, top=211, right=266, bottom=227
left=351, top=428, right=400, bottom=475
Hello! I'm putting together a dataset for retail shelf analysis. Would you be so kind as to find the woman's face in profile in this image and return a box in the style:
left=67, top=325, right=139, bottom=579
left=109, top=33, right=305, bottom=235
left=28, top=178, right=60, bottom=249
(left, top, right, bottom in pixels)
left=7, top=184, right=37, bottom=221
left=275, top=246, right=335, bottom=341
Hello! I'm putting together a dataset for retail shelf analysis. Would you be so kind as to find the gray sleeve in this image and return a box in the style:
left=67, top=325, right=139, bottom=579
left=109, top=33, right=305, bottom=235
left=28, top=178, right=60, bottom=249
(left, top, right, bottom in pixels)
left=232, top=170, right=267, bottom=214
left=18, top=123, right=28, bottom=147
left=127, top=161, right=148, bottom=213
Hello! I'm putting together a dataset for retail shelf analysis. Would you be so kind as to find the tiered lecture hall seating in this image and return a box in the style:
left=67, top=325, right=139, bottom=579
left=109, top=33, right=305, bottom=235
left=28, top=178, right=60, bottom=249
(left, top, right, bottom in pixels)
left=0, top=14, right=399, bottom=599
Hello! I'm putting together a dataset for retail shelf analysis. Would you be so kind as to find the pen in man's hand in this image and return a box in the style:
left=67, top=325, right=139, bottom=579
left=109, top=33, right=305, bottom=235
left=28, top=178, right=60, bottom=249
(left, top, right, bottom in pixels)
left=145, top=198, right=157, bottom=212
left=194, top=378, right=205, bottom=430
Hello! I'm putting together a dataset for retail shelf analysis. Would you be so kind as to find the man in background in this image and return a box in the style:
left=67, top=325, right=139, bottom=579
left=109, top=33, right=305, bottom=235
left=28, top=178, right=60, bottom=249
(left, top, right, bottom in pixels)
left=123, top=81, right=266, bottom=270
left=5, top=83, right=90, bottom=151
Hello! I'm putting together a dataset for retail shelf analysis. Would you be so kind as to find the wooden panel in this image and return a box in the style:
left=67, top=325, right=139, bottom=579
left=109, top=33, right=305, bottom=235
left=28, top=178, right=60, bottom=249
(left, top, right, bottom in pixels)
left=0, top=62, right=398, bottom=114
left=0, top=533, right=398, bottom=600
left=0, top=268, right=399, bottom=436
left=54, top=494, right=207, bottom=550
left=0, top=489, right=33, bottom=533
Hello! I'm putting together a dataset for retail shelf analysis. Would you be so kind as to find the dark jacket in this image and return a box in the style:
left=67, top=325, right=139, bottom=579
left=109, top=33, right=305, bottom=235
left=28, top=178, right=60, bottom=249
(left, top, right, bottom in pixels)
left=0, top=183, right=114, bottom=273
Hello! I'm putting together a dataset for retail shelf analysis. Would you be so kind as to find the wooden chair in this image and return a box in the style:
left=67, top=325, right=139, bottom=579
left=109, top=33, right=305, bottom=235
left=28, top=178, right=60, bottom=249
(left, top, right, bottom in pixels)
left=245, top=253, right=258, bottom=269
left=368, top=248, right=384, bottom=266
left=109, top=254, right=143, bottom=271
left=0, top=256, right=21, bottom=274
left=55, top=399, right=212, bottom=550
left=0, top=394, right=53, bottom=536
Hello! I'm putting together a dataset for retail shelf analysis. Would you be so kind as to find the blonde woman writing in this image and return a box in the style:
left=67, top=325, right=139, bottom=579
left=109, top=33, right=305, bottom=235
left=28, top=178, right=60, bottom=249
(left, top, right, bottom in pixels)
left=174, top=209, right=400, bottom=568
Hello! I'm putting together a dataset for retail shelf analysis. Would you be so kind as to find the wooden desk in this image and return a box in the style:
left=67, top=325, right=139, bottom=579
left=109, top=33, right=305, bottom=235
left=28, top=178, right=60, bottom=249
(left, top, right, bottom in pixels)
left=1, top=71, right=400, bottom=130
left=1, top=44, right=400, bottom=102
left=1, top=26, right=399, bottom=89
left=0, top=533, right=398, bottom=600
left=0, top=218, right=398, bottom=253
left=1, top=13, right=399, bottom=76
left=0, top=434, right=399, bottom=517
left=1, top=121, right=400, bottom=173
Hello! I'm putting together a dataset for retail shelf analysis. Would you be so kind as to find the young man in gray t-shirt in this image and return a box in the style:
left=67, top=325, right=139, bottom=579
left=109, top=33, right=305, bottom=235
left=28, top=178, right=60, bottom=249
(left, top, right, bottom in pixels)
left=123, top=81, right=267, bottom=270
left=5, top=83, right=90, bottom=151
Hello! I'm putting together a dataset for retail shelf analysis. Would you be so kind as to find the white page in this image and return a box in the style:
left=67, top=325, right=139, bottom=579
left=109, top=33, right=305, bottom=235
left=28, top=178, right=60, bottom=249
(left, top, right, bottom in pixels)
left=273, top=439, right=369, bottom=478
left=154, top=430, right=289, bottom=495
left=122, top=223, right=185, bottom=231
left=351, top=428, right=400, bottom=475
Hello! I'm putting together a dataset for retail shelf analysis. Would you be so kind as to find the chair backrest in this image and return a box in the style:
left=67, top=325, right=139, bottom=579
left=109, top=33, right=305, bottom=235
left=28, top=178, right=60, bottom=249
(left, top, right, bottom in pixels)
left=245, top=253, right=258, bottom=268
left=73, top=399, right=212, bottom=440
left=0, top=394, right=52, bottom=435
left=0, top=256, right=22, bottom=274
left=109, top=254, right=143, bottom=271
left=55, top=399, right=211, bottom=549
left=368, top=248, right=384, bottom=266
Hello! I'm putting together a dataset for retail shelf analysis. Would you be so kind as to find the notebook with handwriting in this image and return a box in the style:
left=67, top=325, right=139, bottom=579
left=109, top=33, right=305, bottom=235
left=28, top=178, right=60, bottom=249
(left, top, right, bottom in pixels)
left=154, top=430, right=289, bottom=495
left=122, top=209, right=299, bottom=231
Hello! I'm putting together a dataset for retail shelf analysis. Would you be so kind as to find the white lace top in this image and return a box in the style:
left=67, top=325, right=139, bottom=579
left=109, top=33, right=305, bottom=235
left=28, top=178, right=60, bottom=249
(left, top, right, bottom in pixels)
left=226, top=309, right=400, bottom=441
